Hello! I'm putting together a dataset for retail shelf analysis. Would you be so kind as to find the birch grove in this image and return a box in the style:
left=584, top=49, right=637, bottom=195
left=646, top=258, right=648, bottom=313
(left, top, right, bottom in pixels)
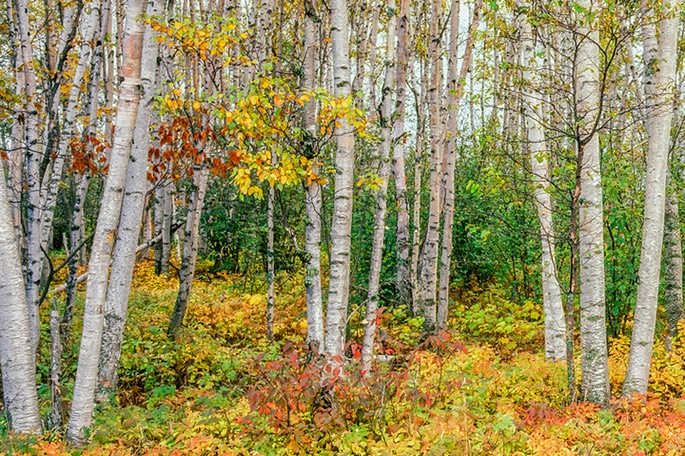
left=3, top=0, right=685, bottom=443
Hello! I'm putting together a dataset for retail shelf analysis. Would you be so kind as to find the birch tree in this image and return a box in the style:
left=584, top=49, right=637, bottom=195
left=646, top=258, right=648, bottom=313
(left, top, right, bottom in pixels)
left=13, top=0, right=43, bottom=355
left=66, top=0, right=148, bottom=444
left=575, top=0, right=609, bottom=405
left=324, top=0, right=356, bottom=361
left=98, top=0, right=165, bottom=398
left=392, top=0, right=411, bottom=309
left=361, top=0, right=396, bottom=374
left=623, top=0, right=680, bottom=397
left=437, top=0, right=481, bottom=330
left=417, top=0, right=443, bottom=331
left=0, top=161, right=42, bottom=434
left=303, top=0, right=325, bottom=351
left=521, top=6, right=566, bottom=360
left=168, top=167, right=210, bottom=339
left=663, top=178, right=683, bottom=350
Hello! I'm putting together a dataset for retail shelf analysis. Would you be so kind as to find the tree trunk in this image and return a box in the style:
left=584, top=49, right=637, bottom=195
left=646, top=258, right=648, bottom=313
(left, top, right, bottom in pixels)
left=575, top=0, right=609, bottom=406
left=303, top=0, right=324, bottom=352
left=411, top=61, right=428, bottom=315
left=324, top=0, right=356, bottom=362
left=162, top=175, right=174, bottom=274
left=393, top=0, right=411, bottom=309
left=623, top=1, right=679, bottom=396
left=63, top=174, right=90, bottom=334
left=663, top=182, right=683, bottom=351
left=97, top=0, right=164, bottom=399
left=266, top=175, right=275, bottom=342
left=0, top=160, right=42, bottom=434
left=14, top=0, right=43, bottom=357
left=40, top=0, right=108, bottom=292
left=48, top=297, right=63, bottom=429
left=66, top=0, right=148, bottom=444
left=437, top=0, right=481, bottom=330
left=521, top=7, right=566, bottom=360
left=154, top=181, right=165, bottom=274
left=418, top=0, right=443, bottom=332
left=361, top=0, right=396, bottom=375
left=168, top=167, right=210, bottom=340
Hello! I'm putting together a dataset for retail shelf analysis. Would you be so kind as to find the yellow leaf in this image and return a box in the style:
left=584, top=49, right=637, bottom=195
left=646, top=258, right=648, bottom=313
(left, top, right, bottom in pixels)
left=273, top=94, right=283, bottom=108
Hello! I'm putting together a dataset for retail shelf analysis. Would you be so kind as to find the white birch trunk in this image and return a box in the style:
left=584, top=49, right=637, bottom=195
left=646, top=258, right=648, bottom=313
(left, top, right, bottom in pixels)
left=521, top=7, right=566, bottom=360
left=411, top=65, right=427, bottom=314
left=66, top=0, right=148, bottom=444
left=153, top=181, right=165, bottom=274
left=0, top=160, right=42, bottom=434
left=418, top=0, right=443, bottom=331
left=324, top=0, right=356, bottom=361
left=623, top=0, right=680, bottom=396
left=162, top=176, right=174, bottom=274
left=437, top=0, right=481, bottom=330
left=303, top=0, right=324, bottom=352
left=361, top=0, right=396, bottom=374
left=39, top=0, right=107, bottom=278
left=8, top=65, right=24, bottom=251
left=14, top=0, right=43, bottom=356
left=97, top=0, right=163, bottom=398
left=266, top=177, right=275, bottom=341
left=393, top=0, right=411, bottom=309
left=575, top=0, right=609, bottom=405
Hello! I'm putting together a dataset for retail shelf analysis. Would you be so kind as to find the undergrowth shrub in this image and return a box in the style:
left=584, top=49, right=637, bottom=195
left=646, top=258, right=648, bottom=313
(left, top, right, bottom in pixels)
left=452, top=285, right=543, bottom=356
left=243, top=334, right=468, bottom=454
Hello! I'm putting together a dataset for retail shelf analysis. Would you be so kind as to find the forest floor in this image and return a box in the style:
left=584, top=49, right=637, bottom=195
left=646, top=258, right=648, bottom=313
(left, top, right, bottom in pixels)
left=4, top=262, right=685, bottom=455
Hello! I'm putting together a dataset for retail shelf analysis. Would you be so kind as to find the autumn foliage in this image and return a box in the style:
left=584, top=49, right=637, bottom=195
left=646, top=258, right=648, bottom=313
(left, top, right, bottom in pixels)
left=3, top=263, right=685, bottom=455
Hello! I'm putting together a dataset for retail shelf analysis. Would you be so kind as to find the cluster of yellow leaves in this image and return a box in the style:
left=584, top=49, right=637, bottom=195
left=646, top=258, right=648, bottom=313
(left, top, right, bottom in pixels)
left=211, top=79, right=365, bottom=197
left=149, top=15, right=247, bottom=63
left=355, top=172, right=384, bottom=191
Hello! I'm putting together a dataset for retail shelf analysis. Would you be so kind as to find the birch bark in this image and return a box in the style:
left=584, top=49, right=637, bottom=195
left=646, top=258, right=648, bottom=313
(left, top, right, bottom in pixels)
left=13, top=0, right=43, bottom=355
left=393, top=0, right=411, bottom=309
left=167, top=167, right=210, bottom=339
left=521, top=7, right=566, bottom=360
left=98, top=0, right=164, bottom=398
left=66, top=0, right=148, bottom=444
left=437, top=0, right=481, bottom=330
left=303, top=0, right=324, bottom=351
left=663, top=182, right=683, bottom=350
left=0, top=161, right=42, bottom=434
left=361, top=0, right=396, bottom=374
left=324, top=0, right=356, bottom=361
left=623, top=0, right=680, bottom=396
left=417, top=0, right=443, bottom=331
left=575, top=0, right=609, bottom=405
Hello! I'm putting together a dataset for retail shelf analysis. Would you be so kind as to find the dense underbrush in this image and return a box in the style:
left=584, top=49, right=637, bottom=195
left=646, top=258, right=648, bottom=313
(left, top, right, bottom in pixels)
left=4, top=263, right=685, bottom=455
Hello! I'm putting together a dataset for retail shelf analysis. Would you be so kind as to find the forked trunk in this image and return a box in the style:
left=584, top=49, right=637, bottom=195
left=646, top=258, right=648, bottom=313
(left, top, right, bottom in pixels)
left=66, top=0, right=148, bottom=444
